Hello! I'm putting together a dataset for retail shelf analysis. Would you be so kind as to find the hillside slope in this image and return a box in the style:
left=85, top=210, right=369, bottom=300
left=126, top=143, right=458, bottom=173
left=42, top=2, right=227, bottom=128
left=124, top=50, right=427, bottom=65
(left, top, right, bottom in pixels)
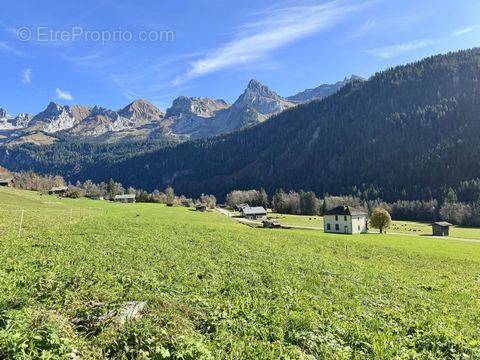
left=81, top=49, right=480, bottom=200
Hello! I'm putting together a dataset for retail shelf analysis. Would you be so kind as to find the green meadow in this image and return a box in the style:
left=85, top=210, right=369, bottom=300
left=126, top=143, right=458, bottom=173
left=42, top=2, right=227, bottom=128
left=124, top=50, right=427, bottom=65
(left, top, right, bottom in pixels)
left=0, top=188, right=479, bottom=359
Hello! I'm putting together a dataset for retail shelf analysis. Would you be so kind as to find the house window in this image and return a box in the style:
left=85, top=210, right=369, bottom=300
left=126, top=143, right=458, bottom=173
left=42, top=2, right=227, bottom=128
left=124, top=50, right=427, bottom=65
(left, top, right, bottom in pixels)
left=327, top=223, right=331, bottom=230
left=335, top=215, right=338, bottom=221
left=344, top=216, right=347, bottom=221
left=335, top=224, right=339, bottom=231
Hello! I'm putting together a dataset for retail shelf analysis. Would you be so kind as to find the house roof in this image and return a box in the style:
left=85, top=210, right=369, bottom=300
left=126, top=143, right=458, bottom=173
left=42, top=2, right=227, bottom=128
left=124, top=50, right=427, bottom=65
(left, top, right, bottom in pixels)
left=0, top=177, right=13, bottom=183
left=114, top=194, right=136, bottom=200
left=242, top=206, right=267, bottom=215
left=50, top=186, right=69, bottom=192
left=433, top=221, right=452, bottom=227
left=324, top=206, right=367, bottom=216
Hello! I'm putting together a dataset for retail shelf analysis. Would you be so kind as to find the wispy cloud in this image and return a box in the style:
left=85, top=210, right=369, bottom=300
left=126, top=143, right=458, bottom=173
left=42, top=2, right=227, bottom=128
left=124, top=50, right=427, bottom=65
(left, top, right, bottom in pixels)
left=56, top=88, right=74, bottom=101
left=453, top=26, right=475, bottom=37
left=62, top=52, right=105, bottom=67
left=367, top=23, right=477, bottom=59
left=0, top=41, right=25, bottom=57
left=174, top=0, right=368, bottom=85
left=22, top=68, right=32, bottom=84
left=367, top=39, right=434, bottom=59
left=350, top=13, right=425, bottom=39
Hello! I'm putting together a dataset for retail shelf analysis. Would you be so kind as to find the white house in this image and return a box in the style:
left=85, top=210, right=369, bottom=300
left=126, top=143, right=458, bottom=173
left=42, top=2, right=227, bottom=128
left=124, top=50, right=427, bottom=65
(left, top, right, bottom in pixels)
left=324, top=206, right=368, bottom=234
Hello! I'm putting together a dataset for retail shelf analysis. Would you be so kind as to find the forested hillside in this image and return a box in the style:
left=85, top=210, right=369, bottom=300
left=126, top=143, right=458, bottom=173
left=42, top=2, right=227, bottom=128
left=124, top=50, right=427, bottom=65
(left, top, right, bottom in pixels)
left=0, top=134, right=178, bottom=177
left=76, top=49, right=480, bottom=201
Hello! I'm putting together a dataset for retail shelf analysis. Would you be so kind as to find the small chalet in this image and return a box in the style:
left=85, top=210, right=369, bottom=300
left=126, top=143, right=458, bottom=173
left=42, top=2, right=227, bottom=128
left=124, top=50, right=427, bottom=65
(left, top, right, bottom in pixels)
left=324, top=206, right=368, bottom=234
left=195, top=204, right=207, bottom=212
left=49, top=186, right=69, bottom=196
left=241, top=206, right=267, bottom=220
left=432, top=221, right=452, bottom=237
left=234, top=203, right=248, bottom=211
left=114, top=194, right=136, bottom=203
left=0, top=177, right=13, bottom=187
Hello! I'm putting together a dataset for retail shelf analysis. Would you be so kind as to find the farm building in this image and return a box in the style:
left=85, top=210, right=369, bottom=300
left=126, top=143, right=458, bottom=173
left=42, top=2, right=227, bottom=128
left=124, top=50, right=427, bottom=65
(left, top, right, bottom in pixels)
left=195, top=204, right=207, bottom=212
left=48, top=186, right=69, bottom=196
left=432, top=221, right=452, bottom=237
left=324, top=206, right=368, bottom=234
left=234, top=203, right=248, bottom=211
left=241, top=206, right=267, bottom=220
left=0, top=177, right=13, bottom=187
left=114, top=194, right=136, bottom=203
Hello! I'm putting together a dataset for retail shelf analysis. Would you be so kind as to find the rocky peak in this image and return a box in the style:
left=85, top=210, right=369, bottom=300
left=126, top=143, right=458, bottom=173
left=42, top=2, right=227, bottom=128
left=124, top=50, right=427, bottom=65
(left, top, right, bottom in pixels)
left=118, top=99, right=164, bottom=122
left=166, top=97, right=229, bottom=118
left=0, top=108, right=9, bottom=119
left=287, top=75, right=365, bottom=104
left=233, top=79, right=294, bottom=115
left=44, top=102, right=64, bottom=116
left=12, top=113, right=32, bottom=128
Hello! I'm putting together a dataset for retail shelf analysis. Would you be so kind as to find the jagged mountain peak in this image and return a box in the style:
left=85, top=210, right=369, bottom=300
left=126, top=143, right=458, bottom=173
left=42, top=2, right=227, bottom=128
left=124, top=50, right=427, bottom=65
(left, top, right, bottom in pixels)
left=44, top=102, right=64, bottom=114
left=118, top=99, right=164, bottom=121
left=243, top=79, right=279, bottom=98
left=287, top=75, right=365, bottom=103
left=233, top=79, right=294, bottom=115
left=0, top=108, right=10, bottom=119
left=166, top=96, right=229, bottom=118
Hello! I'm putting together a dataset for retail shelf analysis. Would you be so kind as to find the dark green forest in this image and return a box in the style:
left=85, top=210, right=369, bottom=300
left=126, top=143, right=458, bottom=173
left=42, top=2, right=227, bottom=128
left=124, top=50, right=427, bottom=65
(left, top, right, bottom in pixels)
left=3, top=49, right=480, bottom=203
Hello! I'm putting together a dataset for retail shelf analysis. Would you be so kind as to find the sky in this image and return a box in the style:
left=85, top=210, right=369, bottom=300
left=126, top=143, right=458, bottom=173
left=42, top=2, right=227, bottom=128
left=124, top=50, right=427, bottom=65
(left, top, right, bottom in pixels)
left=0, top=0, right=479, bottom=115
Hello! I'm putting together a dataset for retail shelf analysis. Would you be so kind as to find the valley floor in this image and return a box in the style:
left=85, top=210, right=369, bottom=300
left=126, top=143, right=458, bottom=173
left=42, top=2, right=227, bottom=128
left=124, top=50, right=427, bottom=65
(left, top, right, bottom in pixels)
left=0, top=188, right=479, bottom=359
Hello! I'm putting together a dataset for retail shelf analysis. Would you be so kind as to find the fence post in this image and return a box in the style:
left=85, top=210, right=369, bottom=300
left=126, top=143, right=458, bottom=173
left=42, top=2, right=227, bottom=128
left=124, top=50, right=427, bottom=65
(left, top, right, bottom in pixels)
left=18, top=210, right=24, bottom=237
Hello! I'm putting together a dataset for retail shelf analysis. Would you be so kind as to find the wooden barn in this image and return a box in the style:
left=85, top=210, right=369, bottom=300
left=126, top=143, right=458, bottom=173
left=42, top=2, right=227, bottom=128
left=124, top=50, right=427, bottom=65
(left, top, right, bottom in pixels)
left=0, top=177, right=13, bottom=187
left=49, top=186, right=69, bottom=196
left=195, top=204, right=207, bottom=212
left=114, top=194, right=136, bottom=203
left=432, top=221, right=452, bottom=237
left=241, top=206, right=267, bottom=220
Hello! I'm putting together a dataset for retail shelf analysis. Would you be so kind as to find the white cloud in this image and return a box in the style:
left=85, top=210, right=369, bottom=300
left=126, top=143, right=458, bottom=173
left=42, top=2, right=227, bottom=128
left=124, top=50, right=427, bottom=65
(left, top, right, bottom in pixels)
left=174, top=0, right=367, bottom=85
left=22, top=68, right=32, bottom=84
left=367, top=39, right=435, bottom=59
left=453, top=26, right=475, bottom=37
left=56, top=88, right=74, bottom=101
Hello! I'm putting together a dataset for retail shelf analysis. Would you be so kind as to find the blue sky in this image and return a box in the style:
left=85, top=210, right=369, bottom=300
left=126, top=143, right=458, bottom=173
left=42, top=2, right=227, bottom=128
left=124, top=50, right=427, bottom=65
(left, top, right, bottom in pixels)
left=0, top=0, right=479, bottom=115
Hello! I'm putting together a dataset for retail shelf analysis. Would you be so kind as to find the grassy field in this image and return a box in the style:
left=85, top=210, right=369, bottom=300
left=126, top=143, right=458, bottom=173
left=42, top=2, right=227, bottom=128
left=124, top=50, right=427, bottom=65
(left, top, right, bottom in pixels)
left=268, top=213, right=324, bottom=229
left=1, top=188, right=480, bottom=359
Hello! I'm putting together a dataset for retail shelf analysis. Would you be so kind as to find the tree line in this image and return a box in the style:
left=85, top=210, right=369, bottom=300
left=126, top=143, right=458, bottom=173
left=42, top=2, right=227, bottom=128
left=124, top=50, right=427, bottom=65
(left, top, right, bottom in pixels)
left=7, top=170, right=216, bottom=208
left=225, top=188, right=480, bottom=227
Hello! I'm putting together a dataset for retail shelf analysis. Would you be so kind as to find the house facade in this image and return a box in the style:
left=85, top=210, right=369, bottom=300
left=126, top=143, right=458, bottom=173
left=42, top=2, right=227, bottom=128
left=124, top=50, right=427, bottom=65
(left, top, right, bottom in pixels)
left=324, top=206, right=368, bottom=234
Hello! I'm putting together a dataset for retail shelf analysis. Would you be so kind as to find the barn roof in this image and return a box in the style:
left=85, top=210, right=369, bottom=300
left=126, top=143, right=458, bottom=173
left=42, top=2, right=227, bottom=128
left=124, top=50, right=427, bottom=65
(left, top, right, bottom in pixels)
left=50, top=186, right=69, bottom=192
left=114, top=194, right=136, bottom=200
left=0, top=177, right=13, bottom=183
left=324, top=206, right=367, bottom=216
left=433, top=221, right=452, bottom=227
left=242, top=206, right=267, bottom=215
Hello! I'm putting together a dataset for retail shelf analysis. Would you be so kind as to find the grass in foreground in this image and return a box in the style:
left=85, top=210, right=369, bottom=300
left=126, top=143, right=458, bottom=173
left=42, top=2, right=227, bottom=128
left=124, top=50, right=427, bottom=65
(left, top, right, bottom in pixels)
left=0, top=188, right=479, bottom=359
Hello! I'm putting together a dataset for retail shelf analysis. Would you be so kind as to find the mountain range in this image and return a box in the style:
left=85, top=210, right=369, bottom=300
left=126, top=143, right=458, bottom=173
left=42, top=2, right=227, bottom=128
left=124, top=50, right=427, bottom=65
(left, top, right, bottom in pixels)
left=4, top=49, right=480, bottom=203
left=0, top=76, right=361, bottom=147
left=70, top=48, right=480, bottom=202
